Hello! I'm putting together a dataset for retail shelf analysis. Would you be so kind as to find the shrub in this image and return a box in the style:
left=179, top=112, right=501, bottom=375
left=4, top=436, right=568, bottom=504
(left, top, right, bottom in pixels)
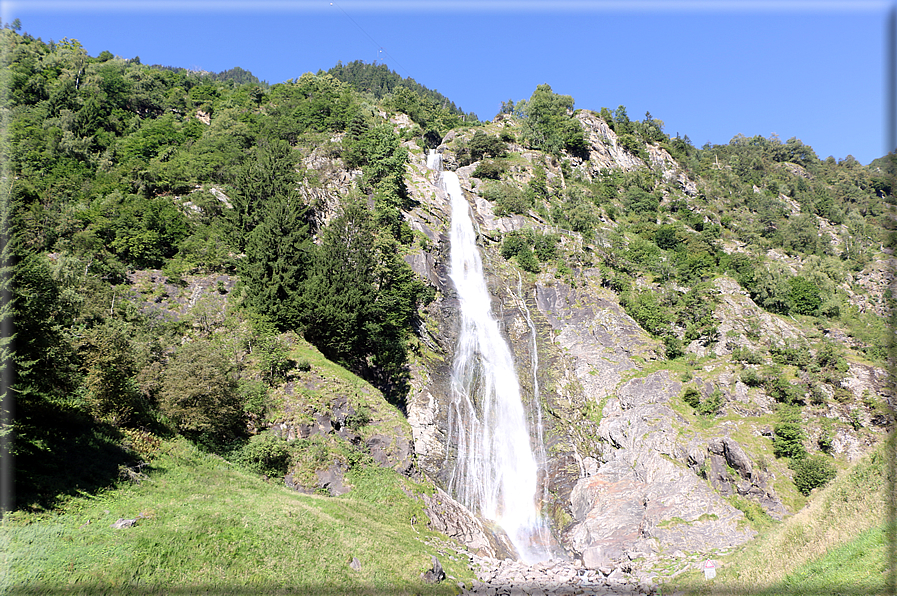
left=682, top=387, right=701, bottom=409
left=740, top=368, right=763, bottom=386
left=787, top=276, right=822, bottom=316
left=159, top=339, right=243, bottom=439
left=770, top=344, right=811, bottom=368
left=791, top=454, right=837, bottom=495
left=236, top=432, right=292, bottom=478
left=623, top=187, right=659, bottom=215
left=765, top=376, right=804, bottom=405
left=515, top=248, right=540, bottom=273
left=696, top=389, right=723, bottom=416
left=664, top=335, right=685, bottom=360
left=472, top=159, right=506, bottom=180
left=500, top=234, right=528, bottom=260
left=482, top=182, right=531, bottom=215
left=773, top=421, right=807, bottom=459
left=731, top=346, right=764, bottom=365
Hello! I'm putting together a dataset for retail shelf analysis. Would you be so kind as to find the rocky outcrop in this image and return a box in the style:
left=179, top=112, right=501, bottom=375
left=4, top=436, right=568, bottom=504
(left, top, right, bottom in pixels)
left=565, top=371, right=757, bottom=561
left=421, top=486, right=504, bottom=558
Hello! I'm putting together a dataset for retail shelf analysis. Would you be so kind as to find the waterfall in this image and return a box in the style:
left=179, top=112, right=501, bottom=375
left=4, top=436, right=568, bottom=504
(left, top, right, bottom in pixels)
left=429, top=151, right=550, bottom=563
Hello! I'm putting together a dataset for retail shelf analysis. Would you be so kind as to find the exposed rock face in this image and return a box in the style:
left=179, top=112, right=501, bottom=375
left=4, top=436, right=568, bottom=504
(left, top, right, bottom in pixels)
left=421, top=486, right=504, bottom=558
left=403, top=145, right=761, bottom=564
left=565, top=371, right=756, bottom=559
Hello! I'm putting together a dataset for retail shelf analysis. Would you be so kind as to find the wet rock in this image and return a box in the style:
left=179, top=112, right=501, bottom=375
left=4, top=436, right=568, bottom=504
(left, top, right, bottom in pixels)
left=421, top=486, right=504, bottom=558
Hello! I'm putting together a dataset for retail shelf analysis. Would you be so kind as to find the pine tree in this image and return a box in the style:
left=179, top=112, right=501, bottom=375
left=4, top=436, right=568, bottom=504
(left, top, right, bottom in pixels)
left=240, top=195, right=311, bottom=330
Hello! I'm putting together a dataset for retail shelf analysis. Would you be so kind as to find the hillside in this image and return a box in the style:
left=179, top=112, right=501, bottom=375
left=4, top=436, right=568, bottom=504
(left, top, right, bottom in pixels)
left=1, top=26, right=894, bottom=595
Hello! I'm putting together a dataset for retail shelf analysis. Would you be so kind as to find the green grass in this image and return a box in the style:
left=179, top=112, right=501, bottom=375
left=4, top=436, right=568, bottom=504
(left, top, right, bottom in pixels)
left=771, top=525, right=889, bottom=595
left=661, top=441, right=891, bottom=595
left=1, top=438, right=471, bottom=596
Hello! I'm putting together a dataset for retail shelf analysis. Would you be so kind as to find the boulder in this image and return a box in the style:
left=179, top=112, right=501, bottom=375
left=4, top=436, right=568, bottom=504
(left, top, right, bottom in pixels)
left=420, top=555, right=446, bottom=584
left=316, top=463, right=349, bottom=496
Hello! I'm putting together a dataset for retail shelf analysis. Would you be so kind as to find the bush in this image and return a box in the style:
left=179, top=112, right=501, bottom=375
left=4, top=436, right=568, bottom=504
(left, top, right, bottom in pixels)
left=787, top=276, right=822, bottom=316
left=696, top=389, right=724, bottom=416
left=236, top=432, right=292, bottom=477
left=664, top=335, right=685, bottom=360
left=623, top=187, right=659, bottom=215
left=740, top=368, right=763, bottom=386
left=472, top=159, right=506, bottom=180
left=682, top=387, right=701, bottom=409
left=765, top=376, right=804, bottom=405
left=515, top=248, right=540, bottom=273
left=482, top=182, right=531, bottom=215
left=773, top=421, right=807, bottom=459
left=159, top=339, right=243, bottom=439
left=731, top=346, right=764, bottom=365
left=791, top=454, right=837, bottom=495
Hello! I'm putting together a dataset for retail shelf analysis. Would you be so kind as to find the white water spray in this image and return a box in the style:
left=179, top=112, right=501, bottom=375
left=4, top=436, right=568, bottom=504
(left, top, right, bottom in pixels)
left=428, top=150, right=550, bottom=563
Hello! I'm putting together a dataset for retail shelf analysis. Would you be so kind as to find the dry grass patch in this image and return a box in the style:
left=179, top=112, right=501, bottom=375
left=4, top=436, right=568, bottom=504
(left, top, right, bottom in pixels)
left=664, top=440, right=890, bottom=594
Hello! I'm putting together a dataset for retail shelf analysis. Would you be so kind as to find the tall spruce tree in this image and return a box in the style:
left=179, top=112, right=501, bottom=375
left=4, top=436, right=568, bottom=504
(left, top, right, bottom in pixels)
left=240, top=195, right=311, bottom=330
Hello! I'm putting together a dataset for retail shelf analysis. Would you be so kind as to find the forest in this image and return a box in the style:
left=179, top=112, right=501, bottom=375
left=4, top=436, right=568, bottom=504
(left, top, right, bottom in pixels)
left=0, top=22, right=892, bottom=521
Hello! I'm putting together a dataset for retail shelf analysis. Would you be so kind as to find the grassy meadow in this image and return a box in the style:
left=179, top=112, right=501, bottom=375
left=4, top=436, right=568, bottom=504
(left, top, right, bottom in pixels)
left=1, top=437, right=473, bottom=595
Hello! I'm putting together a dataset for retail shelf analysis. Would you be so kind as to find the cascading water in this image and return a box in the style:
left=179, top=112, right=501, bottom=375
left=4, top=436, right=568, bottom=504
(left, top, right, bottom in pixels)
left=428, top=150, right=550, bottom=563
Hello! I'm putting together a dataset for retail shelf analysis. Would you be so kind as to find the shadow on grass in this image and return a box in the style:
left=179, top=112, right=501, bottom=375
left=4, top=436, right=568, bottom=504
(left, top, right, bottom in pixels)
left=11, top=400, right=137, bottom=512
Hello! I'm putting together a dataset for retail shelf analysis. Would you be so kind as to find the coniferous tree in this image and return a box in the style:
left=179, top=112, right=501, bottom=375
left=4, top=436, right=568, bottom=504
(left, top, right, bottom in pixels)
left=240, top=195, right=311, bottom=330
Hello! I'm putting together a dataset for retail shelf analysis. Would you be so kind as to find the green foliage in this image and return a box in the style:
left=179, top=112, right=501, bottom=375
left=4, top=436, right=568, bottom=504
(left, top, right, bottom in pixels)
left=239, top=379, right=270, bottom=421
left=696, top=389, right=724, bottom=416
left=240, top=195, right=311, bottom=330
left=518, top=84, right=587, bottom=156
left=623, top=187, right=658, bottom=216
left=256, top=335, right=294, bottom=386
left=621, top=290, right=670, bottom=337
left=740, top=367, right=764, bottom=387
left=297, top=202, right=429, bottom=401
left=482, top=181, right=531, bottom=215
left=235, top=432, right=292, bottom=477
left=344, top=124, right=409, bottom=210
left=773, top=407, right=807, bottom=460
left=264, top=73, right=359, bottom=142
left=770, top=343, right=812, bottom=368
left=787, top=276, right=822, bottom=316
left=790, top=454, right=837, bottom=495
left=77, top=321, right=145, bottom=426
left=471, top=159, right=506, bottom=180
left=227, top=139, right=301, bottom=252
left=456, top=130, right=507, bottom=166
left=654, top=224, right=681, bottom=250
left=552, top=186, right=600, bottom=236
left=682, top=387, right=701, bottom=408
left=731, top=346, right=764, bottom=365
left=159, top=339, right=243, bottom=440
left=765, top=375, right=805, bottom=405
left=682, top=386, right=723, bottom=415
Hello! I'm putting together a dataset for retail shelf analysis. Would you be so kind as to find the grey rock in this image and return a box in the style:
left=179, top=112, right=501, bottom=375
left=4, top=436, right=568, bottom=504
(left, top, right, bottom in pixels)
left=366, top=431, right=414, bottom=475
left=111, top=517, right=138, bottom=529
left=349, top=557, right=362, bottom=571
left=315, top=463, right=349, bottom=496
left=421, top=555, right=446, bottom=583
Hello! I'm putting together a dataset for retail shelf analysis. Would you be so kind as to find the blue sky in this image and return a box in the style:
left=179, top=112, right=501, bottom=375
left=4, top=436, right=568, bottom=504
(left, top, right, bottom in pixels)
left=3, top=1, right=894, bottom=164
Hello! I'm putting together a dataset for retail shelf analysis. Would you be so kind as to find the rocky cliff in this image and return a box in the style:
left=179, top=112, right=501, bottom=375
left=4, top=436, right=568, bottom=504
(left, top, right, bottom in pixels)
left=395, top=111, right=891, bottom=570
